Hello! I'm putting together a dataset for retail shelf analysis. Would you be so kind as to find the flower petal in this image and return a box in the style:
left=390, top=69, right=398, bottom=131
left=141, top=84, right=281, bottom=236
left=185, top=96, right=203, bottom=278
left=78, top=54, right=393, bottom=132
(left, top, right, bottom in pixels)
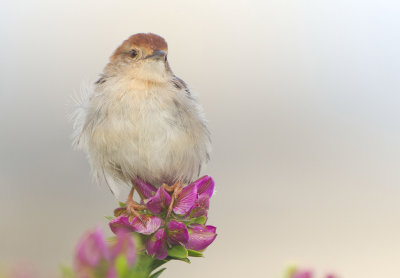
left=325, top=274, right=337, bottom=278
left=130, top=215, right=163, bottom=235
left=190, top=193, right=210, bottom=218
left=173, top=183, right=197, bottom=215
left=109, top=215, right=162, bottom=235
left=106, top=266, right=117, bottom=278
left=110, top=231, right=136, bottom=266
left=133, top=177, right=157, bottom=199
left=167, top=220, right=189, bottom=245
left=145, top=188, right=171, bottom=214
left=75, top=227, right=110, bottom=268
left=185, top=224, right=217, bottom=251
left=293, top=270, right=312, bottom=278
left=146, top=228, right=168, bottom=260
left=113, top=207, right=127, bottom=217
left=109, top=216, right=135, bottom=234
left=192, top=176, right=215, bottom=198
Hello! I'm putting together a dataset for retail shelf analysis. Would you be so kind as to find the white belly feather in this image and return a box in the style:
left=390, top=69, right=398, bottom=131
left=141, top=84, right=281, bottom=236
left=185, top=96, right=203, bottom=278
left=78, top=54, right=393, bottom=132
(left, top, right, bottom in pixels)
left=75, top=78, right=210, bottom=190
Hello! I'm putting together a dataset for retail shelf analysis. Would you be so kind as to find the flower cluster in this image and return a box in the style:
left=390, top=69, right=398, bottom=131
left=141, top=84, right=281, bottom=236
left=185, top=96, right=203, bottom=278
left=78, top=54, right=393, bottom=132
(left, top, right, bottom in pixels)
left=285, top=267, right=337, bottom=278
left=109, top=176, right=217, bottom=260
left=74, top=228, right=136, bottom=278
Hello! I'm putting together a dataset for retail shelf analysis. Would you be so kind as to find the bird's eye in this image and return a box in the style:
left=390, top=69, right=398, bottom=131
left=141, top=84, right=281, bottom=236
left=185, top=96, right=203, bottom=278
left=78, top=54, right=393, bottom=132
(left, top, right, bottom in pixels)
left=130, top=49, right=138, bottom=58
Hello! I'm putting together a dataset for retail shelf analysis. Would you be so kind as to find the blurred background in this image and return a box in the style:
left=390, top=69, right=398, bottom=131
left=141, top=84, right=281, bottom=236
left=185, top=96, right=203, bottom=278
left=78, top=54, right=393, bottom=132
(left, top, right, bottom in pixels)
left=1, top=0, right=400, bottom=277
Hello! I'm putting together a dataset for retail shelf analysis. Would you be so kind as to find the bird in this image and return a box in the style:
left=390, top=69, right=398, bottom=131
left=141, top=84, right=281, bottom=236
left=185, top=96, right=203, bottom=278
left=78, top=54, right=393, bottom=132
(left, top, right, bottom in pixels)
left=72, top=33, right=211, bottom=217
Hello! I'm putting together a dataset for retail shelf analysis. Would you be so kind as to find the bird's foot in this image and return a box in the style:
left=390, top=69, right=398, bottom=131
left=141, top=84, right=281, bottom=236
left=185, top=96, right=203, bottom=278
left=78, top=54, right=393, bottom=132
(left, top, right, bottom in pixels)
left=162, top=181, right=183, bottom=217
left=126, top=199, right=146, bottom=222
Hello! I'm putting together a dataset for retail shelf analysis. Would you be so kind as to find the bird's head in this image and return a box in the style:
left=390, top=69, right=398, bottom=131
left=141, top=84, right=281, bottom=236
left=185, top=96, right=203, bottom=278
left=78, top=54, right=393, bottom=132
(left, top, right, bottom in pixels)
left=108, top=33, right=172, bottom=83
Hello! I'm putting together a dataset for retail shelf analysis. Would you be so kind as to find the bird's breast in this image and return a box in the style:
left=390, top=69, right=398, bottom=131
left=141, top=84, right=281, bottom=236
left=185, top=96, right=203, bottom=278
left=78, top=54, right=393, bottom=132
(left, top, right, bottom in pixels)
left=86, top=80, right=208, bottom=185
left=92, top=86, right=186, bottom=149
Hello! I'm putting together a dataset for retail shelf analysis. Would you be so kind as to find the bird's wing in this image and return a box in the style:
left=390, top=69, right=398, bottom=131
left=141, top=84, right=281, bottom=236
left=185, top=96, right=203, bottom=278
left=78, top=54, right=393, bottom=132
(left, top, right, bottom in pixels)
left=172, top=76, right=192, bottom=96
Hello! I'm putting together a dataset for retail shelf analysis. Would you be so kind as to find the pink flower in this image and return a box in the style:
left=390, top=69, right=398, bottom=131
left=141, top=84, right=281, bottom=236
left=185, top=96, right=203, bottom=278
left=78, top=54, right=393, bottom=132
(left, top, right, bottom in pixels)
left=167, top=220, right=189, bottom=245
left=172, top=182, right=198, bottom=215
left=146, top=229, right=168, bottom=260
left=74, top=228, right=137, bottom=278
left=145, top=188, right=171, bottom=214
left=109, top=176, right=217, bottom=261
left=189, top=176, right=214, bottom=217
left=110, top=231, right=136, bottom=266
left=193, top=175, right=215, bottom=198
left=141, top=176, right=214, bottom=217
left=289, top=268, right=337, bottom=278
left=109, top=215, right=163, bottom=235
left=133, top=177, right=157, bottom=199
left=185, top=224, right=217, bottom=251
left=292, top=270, right=312, bottom=278
left=75, top=227, right=110, bottom=269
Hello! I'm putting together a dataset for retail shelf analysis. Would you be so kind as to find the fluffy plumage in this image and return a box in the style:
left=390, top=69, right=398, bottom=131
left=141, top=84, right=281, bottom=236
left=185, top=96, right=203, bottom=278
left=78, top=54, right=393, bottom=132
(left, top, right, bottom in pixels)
left=73, top=33, right=211, bottom=196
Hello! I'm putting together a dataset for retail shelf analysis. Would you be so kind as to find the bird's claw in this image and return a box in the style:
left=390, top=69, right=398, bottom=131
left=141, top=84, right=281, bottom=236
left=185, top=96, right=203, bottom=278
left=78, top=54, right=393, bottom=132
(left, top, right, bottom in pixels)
left=163, top=182, right=183, bottom=218
left=126, top=200, right=146, bottom=224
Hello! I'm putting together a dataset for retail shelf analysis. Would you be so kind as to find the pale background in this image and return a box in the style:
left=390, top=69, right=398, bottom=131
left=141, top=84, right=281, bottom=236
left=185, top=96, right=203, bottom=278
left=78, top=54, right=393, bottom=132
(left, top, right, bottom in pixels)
left=1, top=0, right=400, bottom=277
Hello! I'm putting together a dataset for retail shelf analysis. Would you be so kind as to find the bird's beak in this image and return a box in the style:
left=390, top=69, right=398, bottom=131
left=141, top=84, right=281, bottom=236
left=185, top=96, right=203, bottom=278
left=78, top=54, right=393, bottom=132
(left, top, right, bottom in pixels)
left=145, top=50, right=167, bottom=60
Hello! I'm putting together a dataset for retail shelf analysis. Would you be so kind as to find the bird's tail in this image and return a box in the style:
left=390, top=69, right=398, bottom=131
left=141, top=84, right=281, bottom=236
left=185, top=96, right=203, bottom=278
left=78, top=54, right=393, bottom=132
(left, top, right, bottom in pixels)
left=68, top=81, right=93, bottom=149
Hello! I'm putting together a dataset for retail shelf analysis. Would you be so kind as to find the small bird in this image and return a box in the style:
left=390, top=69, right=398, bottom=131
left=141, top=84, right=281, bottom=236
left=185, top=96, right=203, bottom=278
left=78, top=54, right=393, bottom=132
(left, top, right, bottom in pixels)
left=73, top=33, right=211, bottom=217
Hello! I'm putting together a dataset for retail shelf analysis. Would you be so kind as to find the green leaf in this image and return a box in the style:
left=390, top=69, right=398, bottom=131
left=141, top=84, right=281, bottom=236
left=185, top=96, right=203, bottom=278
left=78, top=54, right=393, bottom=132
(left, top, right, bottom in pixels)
left=167, top=245, right=188, bottom=259
left=149, top=268, right=166, bottom=278
left=119, top=201, right=127, bottom=207
left=187, top=249, right=204, bottom=257
left=105, top=215, right=114, bottom=220
left=128, top=254, right=154, bottom=278
left=192, top=216, right=207, bottom=225
left=167, top=257, right=191, bottom=264
left=149, top=259, right=169, bottom=271
left=115, top=255, right=128, bottom=277
left=181, top=258, right=191, bottom=264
